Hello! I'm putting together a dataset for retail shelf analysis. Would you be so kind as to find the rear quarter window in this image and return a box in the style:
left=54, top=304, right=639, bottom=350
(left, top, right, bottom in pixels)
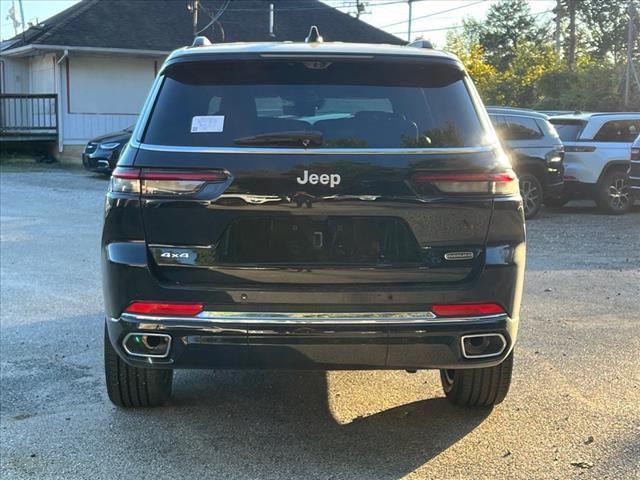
left=502, top=115, right=544, bottom=141
left=143, top=59, right=489, bottom=149
left=593, top=120, right=640, bottom=142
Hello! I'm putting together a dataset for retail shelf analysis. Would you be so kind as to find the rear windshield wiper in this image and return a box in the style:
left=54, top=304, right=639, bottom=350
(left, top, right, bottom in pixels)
left=234, top=131, right=323, bottom=148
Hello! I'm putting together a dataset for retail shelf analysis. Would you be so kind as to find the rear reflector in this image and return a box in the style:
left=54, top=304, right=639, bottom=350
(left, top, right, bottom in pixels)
left=125, top=302, right=204, bottom=316
left=109, top=168, right=228, bottom=196
left=412, top=170, right=518, bottom=195
left=431, top=303, right=505, bottom=317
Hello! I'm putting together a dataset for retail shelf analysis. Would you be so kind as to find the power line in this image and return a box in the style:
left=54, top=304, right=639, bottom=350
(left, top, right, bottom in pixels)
left=381, top=0, right=487, bottom=29
left=390, top=24, right=464, bottom=35
left=389, top=8, right=554, bottom=36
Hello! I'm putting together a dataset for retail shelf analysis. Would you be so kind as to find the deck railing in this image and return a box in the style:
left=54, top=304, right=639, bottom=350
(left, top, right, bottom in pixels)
left=0, top=94, right=58, bottom=140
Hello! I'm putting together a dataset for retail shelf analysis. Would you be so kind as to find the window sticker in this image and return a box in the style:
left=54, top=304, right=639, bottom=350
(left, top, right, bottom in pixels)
left=191, top=115, right=225, bottom=133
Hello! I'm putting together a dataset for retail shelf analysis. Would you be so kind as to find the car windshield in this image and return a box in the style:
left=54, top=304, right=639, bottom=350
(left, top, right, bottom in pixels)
left=550, top=119, right=586, bottom=141
left=143, top=60, right=489, bottom=149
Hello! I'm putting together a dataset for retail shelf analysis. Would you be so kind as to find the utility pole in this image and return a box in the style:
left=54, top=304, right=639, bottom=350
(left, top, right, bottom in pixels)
left=624, top=2, right=639, bottom=108
left=567, top=0, right=576, bottom=70
left=188, top=0, right=200, bottom=38
left=407, top=0, right=414, bottom=42
left=18, top=0, right=26, bottom=41
left=553, top=0, right=563, bottom=55
left=355, top=0, right=364, bottom=19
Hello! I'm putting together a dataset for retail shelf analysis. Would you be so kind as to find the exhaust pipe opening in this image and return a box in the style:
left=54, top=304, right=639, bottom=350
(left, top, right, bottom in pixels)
left=123, top=333, right=171, bottom=358
left=461, top=333, right=506, bottom=359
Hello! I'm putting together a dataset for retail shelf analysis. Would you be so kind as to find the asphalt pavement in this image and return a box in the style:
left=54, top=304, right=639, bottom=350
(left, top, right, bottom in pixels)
left=1, top=166, right=639, bottom=479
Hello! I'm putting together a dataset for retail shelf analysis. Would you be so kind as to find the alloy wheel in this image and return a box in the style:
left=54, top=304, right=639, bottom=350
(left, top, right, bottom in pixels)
left=520, top=178, right=540, bottom=217
left=608, top=177, right=631, bottom=211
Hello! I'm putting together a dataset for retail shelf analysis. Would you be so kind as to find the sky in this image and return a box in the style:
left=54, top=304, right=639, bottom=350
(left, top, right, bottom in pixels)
left=1, top=0, right=557, bottom=45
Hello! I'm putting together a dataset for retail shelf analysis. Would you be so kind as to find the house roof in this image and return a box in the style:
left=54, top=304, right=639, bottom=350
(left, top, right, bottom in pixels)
left=2, top=0, right=403, bottom=55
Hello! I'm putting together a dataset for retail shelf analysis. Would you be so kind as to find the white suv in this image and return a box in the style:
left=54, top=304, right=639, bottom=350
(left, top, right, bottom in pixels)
left=549, top=113, right=639, bottom=214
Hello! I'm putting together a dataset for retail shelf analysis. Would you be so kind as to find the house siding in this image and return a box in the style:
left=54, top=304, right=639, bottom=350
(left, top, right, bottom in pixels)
left=29, top=53, right=56, bottom=93
left=60, top=54, right=160, bottom=146
left=1, top=57, right=29, bottom=93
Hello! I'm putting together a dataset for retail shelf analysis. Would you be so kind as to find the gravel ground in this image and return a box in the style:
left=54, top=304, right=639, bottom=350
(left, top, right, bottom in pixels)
left=1, top=168, right=639, bottom=480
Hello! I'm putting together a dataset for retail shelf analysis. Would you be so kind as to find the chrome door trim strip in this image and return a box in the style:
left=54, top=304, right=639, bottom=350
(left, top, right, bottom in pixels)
left=120, top=311, right=508, bottom=325
left=131, top=141, right=497, bottom=156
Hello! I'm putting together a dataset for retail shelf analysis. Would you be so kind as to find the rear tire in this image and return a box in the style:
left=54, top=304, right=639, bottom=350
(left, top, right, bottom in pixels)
left=519, top=173, right=543, bottom=219
left=440, top=352, right=513, bottom=407
left=595, top=169, right=633, bottom=215
left=104, top=325, right=173, bottom=408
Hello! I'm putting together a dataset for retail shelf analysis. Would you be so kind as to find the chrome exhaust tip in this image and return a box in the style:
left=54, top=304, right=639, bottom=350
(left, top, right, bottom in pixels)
left=461, top=333, right=506, bottom=359
left=122, top=333, right=171, bottom=358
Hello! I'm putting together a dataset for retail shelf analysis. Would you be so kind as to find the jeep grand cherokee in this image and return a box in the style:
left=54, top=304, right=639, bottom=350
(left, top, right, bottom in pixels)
left=102, top=35, right=525, bottom=409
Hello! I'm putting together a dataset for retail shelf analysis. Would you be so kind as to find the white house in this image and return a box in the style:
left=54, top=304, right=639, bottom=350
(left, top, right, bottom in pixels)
left=0, top=0, right=401, bottom=158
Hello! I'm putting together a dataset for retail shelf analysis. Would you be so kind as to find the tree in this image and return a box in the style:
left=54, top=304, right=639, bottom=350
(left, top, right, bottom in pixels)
left=472, top=0, right=551, bottom=69
left=573, top=0, right=640, bottom=64
left=445, top=32, right=503, bottom=103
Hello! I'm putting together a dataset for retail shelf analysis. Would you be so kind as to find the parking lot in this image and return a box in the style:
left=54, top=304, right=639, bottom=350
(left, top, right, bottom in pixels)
left=1, top=166, right=638, bottom=479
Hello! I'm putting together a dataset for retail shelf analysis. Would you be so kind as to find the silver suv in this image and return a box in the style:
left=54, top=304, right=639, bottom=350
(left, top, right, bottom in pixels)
left=549, top=113, right=639, bottom=214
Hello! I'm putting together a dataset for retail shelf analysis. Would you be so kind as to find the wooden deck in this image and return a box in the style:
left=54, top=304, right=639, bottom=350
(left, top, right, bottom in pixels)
left=0, top=94, right=58, bottom=142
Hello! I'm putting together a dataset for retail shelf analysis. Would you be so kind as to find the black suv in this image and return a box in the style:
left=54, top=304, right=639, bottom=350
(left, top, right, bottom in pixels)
left=487, top=107, right=564, bottom=219
left=102, top=35, right=525, bottom=409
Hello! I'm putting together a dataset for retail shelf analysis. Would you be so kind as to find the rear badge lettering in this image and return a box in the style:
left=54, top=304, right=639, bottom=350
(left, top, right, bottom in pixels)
left=161, top=252, right=191, bottom=259
left=297, top=170, right=341, bottom=188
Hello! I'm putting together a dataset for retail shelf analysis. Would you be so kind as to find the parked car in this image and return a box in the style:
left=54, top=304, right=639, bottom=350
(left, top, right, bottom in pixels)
left=102, top=34, right=525, bottom=409
left=487, top=107, right=564, bottom=219
left=82, top=126, right=133, bottom=174
left=548, top=113, right=640, bottom=214
left=627, top=134, right=640, bottom=196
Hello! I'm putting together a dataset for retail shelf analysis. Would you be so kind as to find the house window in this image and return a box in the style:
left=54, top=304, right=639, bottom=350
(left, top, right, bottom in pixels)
left=67, top=55, right=155, bottom=115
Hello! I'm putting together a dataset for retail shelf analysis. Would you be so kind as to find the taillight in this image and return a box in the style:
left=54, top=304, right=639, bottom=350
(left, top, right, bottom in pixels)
left=547, top=146, right=564, bottom=164
left=111, top=167, right=140, bottom=194
left=125, top=301, right=204, bottom=316
left=431, top=303, right=505, bottom=317
left=565, top=145, right=596, bottom=153
left=109, top=168, right=228, bottom=196
left=412, top=170, right=519, bottom=195
left=631, top=147, right=640, bottom=161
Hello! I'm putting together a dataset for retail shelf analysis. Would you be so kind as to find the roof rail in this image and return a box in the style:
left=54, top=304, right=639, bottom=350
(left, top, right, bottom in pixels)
left=191, top=36, right=212, bottom=47
left=408, top=39, right=433, bottom=49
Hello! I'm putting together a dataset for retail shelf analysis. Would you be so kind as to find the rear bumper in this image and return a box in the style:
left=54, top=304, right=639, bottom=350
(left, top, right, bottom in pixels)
left=544, top=180, right=564, bottom=197
left=82, top=152, right=116, bottom=173
left=106, top=311, right=517, bottom=370
left=563, top=179, right=596, bottom=199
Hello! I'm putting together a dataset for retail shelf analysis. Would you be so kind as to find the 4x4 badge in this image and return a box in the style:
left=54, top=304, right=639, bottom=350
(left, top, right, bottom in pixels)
left=296, top=170, right=341, bottom=188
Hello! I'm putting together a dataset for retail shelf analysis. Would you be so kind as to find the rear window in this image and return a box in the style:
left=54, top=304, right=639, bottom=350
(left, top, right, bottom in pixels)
left=550, top=119, right=586, bottom=141
left=143, top=60, right=488, bottom=149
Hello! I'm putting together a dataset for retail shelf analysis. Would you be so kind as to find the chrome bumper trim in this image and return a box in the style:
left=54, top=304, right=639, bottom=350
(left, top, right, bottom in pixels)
left=119, top=311, right=508, bottom=325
